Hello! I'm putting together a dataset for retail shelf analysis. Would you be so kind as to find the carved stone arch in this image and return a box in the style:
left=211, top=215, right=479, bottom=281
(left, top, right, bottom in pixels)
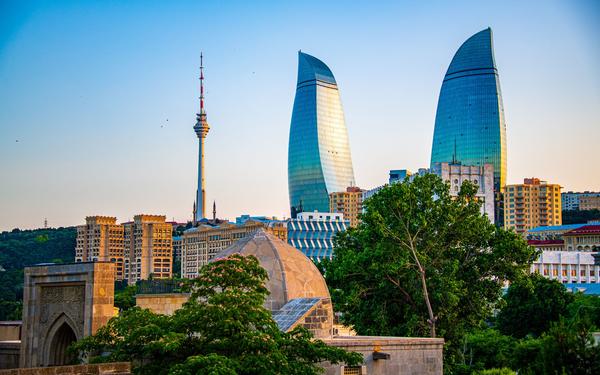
left=44, top=313, right=80, bottom=366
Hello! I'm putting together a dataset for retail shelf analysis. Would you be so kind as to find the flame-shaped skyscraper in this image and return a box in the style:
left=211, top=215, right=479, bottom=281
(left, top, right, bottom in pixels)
left=288, top=52, right=356, bottom=216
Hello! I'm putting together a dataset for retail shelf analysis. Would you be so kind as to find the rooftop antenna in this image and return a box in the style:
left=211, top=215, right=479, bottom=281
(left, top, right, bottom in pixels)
left=452, top=138, right=457, bottom=164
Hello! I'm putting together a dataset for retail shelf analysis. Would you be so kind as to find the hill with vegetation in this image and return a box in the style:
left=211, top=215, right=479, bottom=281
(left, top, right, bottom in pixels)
left=0, top=227, right=76, bottom=320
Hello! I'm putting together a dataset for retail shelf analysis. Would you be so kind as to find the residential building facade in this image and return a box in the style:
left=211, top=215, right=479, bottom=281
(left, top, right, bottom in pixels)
left=526, top=224, right=586, bottom=241
left=287, top=212, right=349, bottom=261
left=75, top=216, right=125, bottom=280
left=124, top=215, right=173, bottom=284
left=329, top=187, right=364, bottom=227
left=562, top=191, right=600, bottom=211
left=580, top=196, right=600, bottom=211
left=563, top=225, right=600, bottom=252
left=288, top=52, right=355, bottom=216
left=181, top=219, right=287, bottom=279
left=504, top=178, right=562, bottom=233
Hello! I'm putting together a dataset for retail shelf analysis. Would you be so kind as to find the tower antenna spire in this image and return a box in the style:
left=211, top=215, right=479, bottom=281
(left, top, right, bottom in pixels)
left=200, top=52, right=205, bottom=114
left=452, top=138, right=457, bottom=164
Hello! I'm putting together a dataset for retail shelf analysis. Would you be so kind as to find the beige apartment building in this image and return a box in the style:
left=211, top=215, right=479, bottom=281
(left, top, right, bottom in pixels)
left=580, top=196, right=600, bottom=211
left=75, top=216, right=125, bottom=280
left=504, top=178, right=562, bottom=233
left=329, top=186, right=364, bottom=227
left=181, top=220, right=287, bottom=279
left=124, top=215, right=173, bottom=284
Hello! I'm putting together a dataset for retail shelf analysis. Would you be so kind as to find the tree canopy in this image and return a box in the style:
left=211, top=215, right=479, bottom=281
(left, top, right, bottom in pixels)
left=0, top=227, right=75, bottom=320
left=496, top=274, right=575, bottom=338
left=320, top=174, right=537, bottom=369
left=72, top=254, right=361, bottom=374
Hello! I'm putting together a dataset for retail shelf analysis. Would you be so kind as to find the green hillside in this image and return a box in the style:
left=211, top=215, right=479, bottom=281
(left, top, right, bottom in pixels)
left=0, top=227, right=76, bottom=320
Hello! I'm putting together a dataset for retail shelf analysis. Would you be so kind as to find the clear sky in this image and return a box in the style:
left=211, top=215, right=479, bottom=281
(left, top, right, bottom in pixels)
left=1, top=0, right=599, bottom=231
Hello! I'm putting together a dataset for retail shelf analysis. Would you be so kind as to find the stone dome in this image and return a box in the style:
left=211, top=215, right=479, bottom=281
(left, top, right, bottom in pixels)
left=212, top=228, right=330, bottom=311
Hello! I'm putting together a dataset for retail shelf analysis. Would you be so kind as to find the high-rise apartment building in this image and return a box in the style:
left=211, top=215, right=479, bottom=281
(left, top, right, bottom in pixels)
left=562, top=191, right=600, bottom=211
left=181, top=220, right=287, bottom=279
left=504, top=178, right=562, bottom=233
left=430, top=28, right=507, bottom=224
left=329, top=187, right=364, bottom=227
left=124, top=215, right=173, bottom=284
left=75, top=216, right=125, bottom=280
left=287, top=212, right=349, bottom=261
left=288, top=52, right=355, bottom=216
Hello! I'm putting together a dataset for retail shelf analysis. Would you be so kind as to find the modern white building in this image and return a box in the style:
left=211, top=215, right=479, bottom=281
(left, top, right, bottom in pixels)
left=287, top=212, right=349, bottom=262
left=528, top=225, right=600, bottom=284
left=531, top=251, right=600, bottom=284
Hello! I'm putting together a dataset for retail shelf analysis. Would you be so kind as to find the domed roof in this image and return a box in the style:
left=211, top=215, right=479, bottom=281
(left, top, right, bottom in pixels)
left=212, top=229, right=331, bottom=311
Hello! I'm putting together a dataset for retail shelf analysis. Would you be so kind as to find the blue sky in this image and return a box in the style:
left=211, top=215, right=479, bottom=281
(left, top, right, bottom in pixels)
left=1, top=0, right=598, bottom=230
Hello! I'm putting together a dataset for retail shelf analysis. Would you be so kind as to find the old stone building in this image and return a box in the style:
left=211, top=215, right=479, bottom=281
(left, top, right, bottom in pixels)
left=19, top=262, right=115, bottom=368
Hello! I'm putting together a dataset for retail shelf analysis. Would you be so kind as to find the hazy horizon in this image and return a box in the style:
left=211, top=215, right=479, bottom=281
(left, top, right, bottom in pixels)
left=1, top=0, right=599, bottom=231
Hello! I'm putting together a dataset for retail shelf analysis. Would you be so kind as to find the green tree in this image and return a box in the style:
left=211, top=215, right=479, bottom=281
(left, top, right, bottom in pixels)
left=321, top=174, right=536, bottom=369
left=562, top=209, right=600, bottom=225
left=538, top=316, right=600, bottom=375
left=460, top=329, right=516, bottom=373
left=496, top=274, right=574, bottom=338
left=114, top=285, right=137, bottom=311
left=71, top=254, right=361, bottom=374
left=0, top=227, right=75, bottom=320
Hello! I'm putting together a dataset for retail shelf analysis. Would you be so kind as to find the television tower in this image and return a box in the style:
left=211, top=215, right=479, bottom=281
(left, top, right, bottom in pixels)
left=193, top=53, right=210, bottom=222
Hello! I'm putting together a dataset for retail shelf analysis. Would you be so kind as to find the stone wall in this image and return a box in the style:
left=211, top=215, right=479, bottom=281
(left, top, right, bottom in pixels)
left=0, top=362, right=131, bottom=375
left=20, top=262, right=116, bottom=368
left=0, top=342, right=20, bottom=370
left=0, top=322, right=21, bottom=342
left=135, top=293, right=190, bottom=315
left=291, top=298, right=334, bottom=339
left=322, top=336, right=444, bottom=375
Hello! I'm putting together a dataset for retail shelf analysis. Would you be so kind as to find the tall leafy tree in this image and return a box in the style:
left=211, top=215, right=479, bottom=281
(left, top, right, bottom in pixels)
left=72, top=254, right=361, bottom=374
left=321, top=174, right=536, bottom=368
left=496, top=274, right=574, bottom=338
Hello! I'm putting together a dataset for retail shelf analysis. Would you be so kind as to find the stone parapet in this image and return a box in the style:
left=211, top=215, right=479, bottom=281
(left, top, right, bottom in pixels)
left=0, top=362, right=131, bottom=374
left=135, top=293, right=190, bottom=315
left=322, top=336, right=444, bottom=375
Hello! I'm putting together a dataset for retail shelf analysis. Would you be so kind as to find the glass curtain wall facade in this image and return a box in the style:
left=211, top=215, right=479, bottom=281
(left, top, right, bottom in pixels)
left=430, top=28, right=507, bottom=192
left=288, top=52, right=355, bottom=216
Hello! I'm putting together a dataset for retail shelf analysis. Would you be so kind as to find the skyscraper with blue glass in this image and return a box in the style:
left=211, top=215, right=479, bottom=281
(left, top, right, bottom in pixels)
left=430, top=28, right=507, bottom=191
left=288, top=52, right=355, bottom=216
